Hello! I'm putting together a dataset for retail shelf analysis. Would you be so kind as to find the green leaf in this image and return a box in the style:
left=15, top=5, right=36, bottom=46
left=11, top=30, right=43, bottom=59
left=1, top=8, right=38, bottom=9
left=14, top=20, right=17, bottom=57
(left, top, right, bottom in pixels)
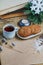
left=24, top=2, right=32, bottom=9
left=40, top=11, right=43, bottom=15
left=24, top=10, right=31, bottom=14
left=27, top=14, right=42, bottom=24
left=27, top=15, right=35, bottom=22
left=40, top=17, right=43, bottom=22
left=40, top=12, right=43, bottom=18
left=39, top=12, right=43, bottom=22
left=32, top=11, right=35, bottom=15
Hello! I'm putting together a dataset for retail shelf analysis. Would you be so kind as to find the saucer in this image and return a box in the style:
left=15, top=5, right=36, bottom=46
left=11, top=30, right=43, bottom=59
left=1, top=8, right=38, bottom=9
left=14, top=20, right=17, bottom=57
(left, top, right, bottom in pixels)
left=17, top=32, right=42, bottom=39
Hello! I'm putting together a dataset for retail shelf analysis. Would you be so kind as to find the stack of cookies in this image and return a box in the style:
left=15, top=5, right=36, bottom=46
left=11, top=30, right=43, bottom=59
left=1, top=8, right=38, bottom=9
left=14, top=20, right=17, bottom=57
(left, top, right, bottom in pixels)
left=18, top=25, right=41, bottom=37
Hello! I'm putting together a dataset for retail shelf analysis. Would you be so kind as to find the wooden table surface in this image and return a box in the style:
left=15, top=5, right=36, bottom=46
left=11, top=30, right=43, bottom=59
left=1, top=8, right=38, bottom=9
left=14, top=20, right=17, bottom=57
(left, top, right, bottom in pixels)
left=0, top=16, right=43, bottom=65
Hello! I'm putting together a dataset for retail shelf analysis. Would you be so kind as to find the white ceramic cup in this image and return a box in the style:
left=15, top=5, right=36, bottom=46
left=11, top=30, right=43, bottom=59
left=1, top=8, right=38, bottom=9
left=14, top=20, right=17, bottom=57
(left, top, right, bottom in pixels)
left=3, top=24, right=19, bottom=39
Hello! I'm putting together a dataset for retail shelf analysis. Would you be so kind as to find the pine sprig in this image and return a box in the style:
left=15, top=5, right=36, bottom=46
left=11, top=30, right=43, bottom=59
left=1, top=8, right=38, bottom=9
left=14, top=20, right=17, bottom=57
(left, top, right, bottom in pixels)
left=24, top=2, right=43, bottom=24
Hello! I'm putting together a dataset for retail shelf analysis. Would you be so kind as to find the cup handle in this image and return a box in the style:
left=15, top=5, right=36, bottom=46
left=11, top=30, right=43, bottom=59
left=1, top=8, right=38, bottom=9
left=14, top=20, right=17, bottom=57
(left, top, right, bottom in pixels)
left=15, top=27, right=19, bottom=33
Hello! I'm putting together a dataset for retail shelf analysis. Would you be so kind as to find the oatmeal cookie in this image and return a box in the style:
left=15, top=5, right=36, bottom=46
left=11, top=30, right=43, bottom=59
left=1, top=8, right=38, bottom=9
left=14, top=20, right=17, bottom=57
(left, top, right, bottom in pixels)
left=18, top=26, right=32, bottom=37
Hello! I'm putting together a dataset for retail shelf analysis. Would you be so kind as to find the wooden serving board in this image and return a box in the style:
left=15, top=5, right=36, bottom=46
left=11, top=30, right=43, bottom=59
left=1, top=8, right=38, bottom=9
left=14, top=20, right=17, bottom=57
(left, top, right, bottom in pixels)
left=0, top=16, right=43, bottom=65
left=0, top=12, right=24, bottom=19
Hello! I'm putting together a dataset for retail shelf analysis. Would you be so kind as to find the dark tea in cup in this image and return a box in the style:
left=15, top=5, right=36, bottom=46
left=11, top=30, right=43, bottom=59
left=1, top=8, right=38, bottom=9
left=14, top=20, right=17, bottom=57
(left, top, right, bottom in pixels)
left=4, top=26, right=14, bottom=32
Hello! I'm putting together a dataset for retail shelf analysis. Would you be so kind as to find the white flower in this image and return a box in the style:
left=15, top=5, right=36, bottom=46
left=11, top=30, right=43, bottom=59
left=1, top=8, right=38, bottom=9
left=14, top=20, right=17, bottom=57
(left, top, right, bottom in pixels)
left=30, top=0, right=43, bottom=14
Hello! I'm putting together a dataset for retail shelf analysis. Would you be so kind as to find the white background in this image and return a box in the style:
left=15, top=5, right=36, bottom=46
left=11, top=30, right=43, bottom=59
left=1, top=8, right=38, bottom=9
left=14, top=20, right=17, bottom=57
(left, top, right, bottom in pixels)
left=0, top=0, right=28, bottom=11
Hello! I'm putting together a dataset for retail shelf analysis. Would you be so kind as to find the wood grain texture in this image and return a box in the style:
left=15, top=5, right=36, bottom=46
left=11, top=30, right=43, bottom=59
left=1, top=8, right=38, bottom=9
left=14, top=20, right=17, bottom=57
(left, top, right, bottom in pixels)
left=0, top=16, right=43, bottom=65
left=0, top=12, right=24, bottom=19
